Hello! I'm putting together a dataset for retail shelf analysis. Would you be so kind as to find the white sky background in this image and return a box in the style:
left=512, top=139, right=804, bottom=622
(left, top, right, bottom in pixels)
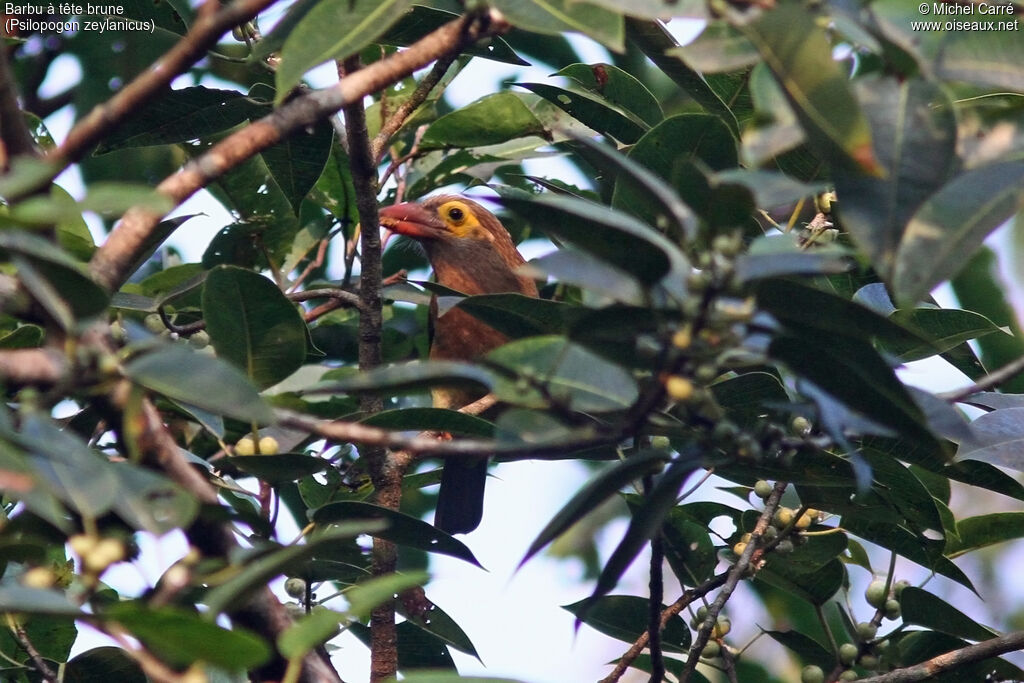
left=34, top=10, right=1024, bottom=683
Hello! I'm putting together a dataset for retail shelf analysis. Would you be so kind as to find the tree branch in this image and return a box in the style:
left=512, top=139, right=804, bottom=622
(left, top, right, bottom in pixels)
left=857, top=630, right=1024, bottom=683
left=89, top=11, right=507, bottom=294
left=370, top=52, right=459, bottom=163
left=44, top=0, right=277, bottom=172
left=0, top=44, right=39, bottom=169
left=939, top=354, right=1024, bottom=403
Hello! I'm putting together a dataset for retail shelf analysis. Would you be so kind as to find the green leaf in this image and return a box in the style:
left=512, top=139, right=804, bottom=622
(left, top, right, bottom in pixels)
left=563, top=595, right=690, bottom=652
left=668, top=21, right=759, bottom=73
left=106, top=603, right=270, bottom=669
left=487, top=336, right=639, bottom=412
left=956, top=407, right=1024, bottom=470
left=261, top=120, right=333, bottom=213
left=528, top=248, right=643, bottom=304
left=611, top=113, right=737, bottom=227
left=0, top=586, right=84, bottom=616
left=516, top=81, right=647, bottom=144
left=893, top=161, right=1024, bottom=306
left=204, top=523, right=381, bottom=615
left=345, top=570, right=430, bottom=621
left=947, top=512, right=1024, bottom=558
left=317, top=360, right=494, bottom=396
left=420, top=93, right=547, bottom=150
left=833, top=76, right=957, bottom=280
left=884, top=308, right=1006, bottom=362
left=499, top=194, right=681, bottom=286
left=624, top=18, right=738, bottom=136
left=361, top=408, right=494, bottom=438
left=558, top=63, right=662, bottom=126
left=453, top=293, right=578, bottom=339
left=900, top=586, right=998, bottom=642
left=379, top=6, right=527, bottom=65
left=95, top=86, right=268, bottom=152
left=227, top=454, right=330, bottom=483
left=124, top=344, right=273, bottom=423
left=661, top=508, right=716, bottom=587
left=65, top=647, right=146, bottom=682
left=312, top=501, right=483, bottom=567
left=739, top=3, right=876, bottom=173
left=764, top=629, right=832, bottom=670
left=202, top=265, right=308, bottom=389
left=275, top=0, right=412, bottom=101
left=492, top=0, right=624, bottom=53
left=278, top=606, right=346, bottom=659
left=521, top=451, right=670, bottom=567
left=936, top=26, right=1024, bottom=92
left=580, top=454, right=701, bottom=620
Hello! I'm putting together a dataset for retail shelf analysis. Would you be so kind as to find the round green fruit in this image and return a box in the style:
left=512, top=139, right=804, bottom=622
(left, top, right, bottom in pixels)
left=839, top=642, right=859, bottom=665
left=753, top=480, right=773, bottom=499
left=801, top=664, right=825, bottom=683
left=865, top=579, right=888, bottom=608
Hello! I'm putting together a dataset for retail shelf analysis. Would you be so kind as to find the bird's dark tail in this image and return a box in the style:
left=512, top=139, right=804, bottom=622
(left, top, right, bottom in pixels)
left=434, top=458, right=488, bottom=535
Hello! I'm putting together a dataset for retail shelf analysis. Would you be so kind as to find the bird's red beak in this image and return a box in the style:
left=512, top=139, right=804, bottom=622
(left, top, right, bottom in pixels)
left=378, top=202, right=445, bottom=239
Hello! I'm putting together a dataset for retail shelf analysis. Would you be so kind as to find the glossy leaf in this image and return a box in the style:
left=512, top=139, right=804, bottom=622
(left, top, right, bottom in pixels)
left=202, top=265, right=307, bottom=389
left=312, top=501, right=483, bottom=567
left=275, top=0, right=411, bottom=101
left=498, top=194, right=679, bottom=285
left=204, top=523, right=381, bottom=615
left=661, top=507, right=716, bottom=587
left=124, top=344, right=273, bottom=423
left=885, top=308, right=1006, bottom=362
left=379, top=5, right=526, bottom=65
left=105, top=603, right=270, bottom=669
left=559, top=63, right=662, bottom=126
left=580, top=454, right=701, bottom=620
left=563, top=595, right=690, bottom=652
left=487, top=335, right=638, bottom=412
left=668, top=21, right=759, bottom=73
left=361, top=407, right=494, bottom=438
left=894, top=161, right=1024, bottom=305
left=520, top=450, right=670, bottom=567
left=833, top=76, right=956, bottom=279
left=611, top=113, right=737, bottom=226
left=492, top=0, right=624, bottom=53
left=956, top=407, right=1024, bottom=470
left=900, top=586, right=998, bottom=642
left=516, top=81, right=646, bottom=144
left=420, top=93, right=547, bottom=150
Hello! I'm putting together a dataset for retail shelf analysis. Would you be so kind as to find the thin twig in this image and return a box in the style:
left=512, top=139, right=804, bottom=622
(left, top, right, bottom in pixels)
left=680, top=480, right=787, bottom=682
left=8, top=616, right=57, bottom=682
left=939, top=354, right=1024, bottom=402
left=370, top=53, right=459, bottom=163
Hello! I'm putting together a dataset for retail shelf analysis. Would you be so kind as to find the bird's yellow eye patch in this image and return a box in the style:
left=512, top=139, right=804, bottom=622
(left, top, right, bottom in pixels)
left=437, top=200, right=485, bottom=239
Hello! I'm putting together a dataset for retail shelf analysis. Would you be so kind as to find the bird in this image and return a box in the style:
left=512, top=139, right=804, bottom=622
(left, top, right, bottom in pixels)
left=378, top=195, right=538, bottom=534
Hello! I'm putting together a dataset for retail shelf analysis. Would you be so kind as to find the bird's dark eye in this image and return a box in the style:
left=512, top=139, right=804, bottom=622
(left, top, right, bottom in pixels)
left=447, top=207, right=465, bottom=222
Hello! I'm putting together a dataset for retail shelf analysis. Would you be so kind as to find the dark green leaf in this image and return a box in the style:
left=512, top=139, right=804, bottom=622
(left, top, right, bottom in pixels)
left=764, top=629, right=832, bottom=670
left=492, top=0, right=624, bottom=53
left=312, top=501, right=482, bottom=567
left=894, top=161, right=1024, bottom=306
left=202, top=265, right=308, bottom=389
left=563, top=595, right=690, bottom=652
left=740, top=3, right=876, bottom=173
left=275, top=0, right=412, bottom=100
left=499, top=194, right=680, bottom=286
left=516, top=81, right=647, bottom=144
left=65, top=647, right=146, bottom=683
left=421, top=93, right=547, bottom=150
left=361, top=408, right=494, bottom=438
left=834, top=76, right=956, bottom=280
left=487, top=336, right=639, bottom=412
left=520, top=451, right=670, bottom=567
left=106, top=603, right=270, bottom=669
left=124, top=344, right=273, bottom=423
left=900, top=586, right=997, bottom=642
left=559, top=63, right=662, bottom=126
left=227, top=454, right=331, bottom=483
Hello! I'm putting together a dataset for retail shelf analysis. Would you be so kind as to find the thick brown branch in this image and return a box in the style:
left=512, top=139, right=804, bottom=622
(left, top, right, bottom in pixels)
left=89, top=11, right=507, bottom=294
left=858, top=630, right=1024, bottom=683
left=45, top=0, right=277, bottom=170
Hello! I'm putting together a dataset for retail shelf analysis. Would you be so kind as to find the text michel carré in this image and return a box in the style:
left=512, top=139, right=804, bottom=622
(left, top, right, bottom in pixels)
left=5, top=3, right=123, bottom=13
left=931, top=2, right=1015, bottom=14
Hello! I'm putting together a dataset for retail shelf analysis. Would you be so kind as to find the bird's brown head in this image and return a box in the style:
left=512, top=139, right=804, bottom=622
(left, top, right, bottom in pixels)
left=379, top=195, right=537, bottom=298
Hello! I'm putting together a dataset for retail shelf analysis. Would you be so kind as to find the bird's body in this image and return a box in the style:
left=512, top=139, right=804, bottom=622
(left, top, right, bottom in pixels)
left=379, top=195, right=537, bottom=534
